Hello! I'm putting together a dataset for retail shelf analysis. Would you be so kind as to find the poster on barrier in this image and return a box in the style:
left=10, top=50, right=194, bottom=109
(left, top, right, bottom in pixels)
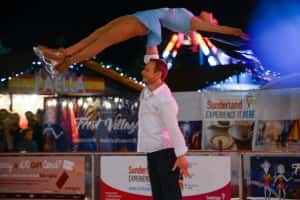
left=254, top=119, right=300, bottom=151
left=179, top=121, right=202, bottom=150
left=99, top=155, right=231, bottom=200
left=253, top=88, right=300, bottom=151
left=44, top=96, right=139, bottom=152
left=0, top=156, right=85, bottom=199
left=249, top=156, right=300, bottom=199
left=77, top=96, right=138, bottom=152
left=201, top=92, right=256, bottom=150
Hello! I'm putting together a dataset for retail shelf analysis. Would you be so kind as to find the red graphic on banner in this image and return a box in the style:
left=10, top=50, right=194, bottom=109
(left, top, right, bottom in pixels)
left=100, top=180, right=231, bottom=200
left=100, top=180, right=151, bottom=200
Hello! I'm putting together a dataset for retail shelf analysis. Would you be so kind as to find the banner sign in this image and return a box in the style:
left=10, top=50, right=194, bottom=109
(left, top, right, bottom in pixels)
left=254, top=120, right=300, bottom=151
left=201, top=92, right=256, bottom=150
left=179, top=121, right=202, bottom=150
left=8, top=72, right=104, bottom=95
left=249, top=156, right=300, bottom=199
left=45, top=96, right=139, bottom=152
left=0, top=156, right=85, bottom=199
left=202, top=92, right=256, bottom=121
left=99, top=155, right=231, bottom=200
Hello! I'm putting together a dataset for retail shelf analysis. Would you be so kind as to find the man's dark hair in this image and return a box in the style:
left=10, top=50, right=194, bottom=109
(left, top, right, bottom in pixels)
left=150, top=58, right=168, bottom=81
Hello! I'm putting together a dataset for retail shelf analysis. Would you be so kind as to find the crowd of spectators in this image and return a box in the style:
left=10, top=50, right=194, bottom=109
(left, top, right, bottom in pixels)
left=0, top=109, right=45, bottom=152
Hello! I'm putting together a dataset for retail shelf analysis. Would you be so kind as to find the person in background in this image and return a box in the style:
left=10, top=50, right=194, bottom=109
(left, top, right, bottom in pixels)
left=34, top=109, right=45, bottom=151
left=15, top=128, right=38, bottom=152
left=10, top=112, right=22, bottom=151
left=0, top=109, right=10, bottom=152
left=25, top=110, right=45, bottom=151
left=25, top=111, right=36, bottom=128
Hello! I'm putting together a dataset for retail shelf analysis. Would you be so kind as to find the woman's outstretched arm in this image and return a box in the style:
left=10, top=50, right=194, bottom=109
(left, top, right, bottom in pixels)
left=190, top=16, right=249, bottom=40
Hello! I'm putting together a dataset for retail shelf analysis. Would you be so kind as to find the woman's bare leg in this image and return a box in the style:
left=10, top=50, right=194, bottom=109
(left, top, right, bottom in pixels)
left=68, top=16, right=147, bottom=63
left=65, top=16, right=139, bottom=56
left=37, top=15, right=138, bottom=63
left=55, top=15, right=148, bottom=72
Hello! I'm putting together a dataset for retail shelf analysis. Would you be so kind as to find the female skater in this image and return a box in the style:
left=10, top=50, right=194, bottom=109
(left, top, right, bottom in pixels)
left=34, top=8, right=249, bottom=76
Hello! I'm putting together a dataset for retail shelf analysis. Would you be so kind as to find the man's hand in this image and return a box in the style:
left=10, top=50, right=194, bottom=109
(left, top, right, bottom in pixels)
left=172, top=155, right=190, bottom=177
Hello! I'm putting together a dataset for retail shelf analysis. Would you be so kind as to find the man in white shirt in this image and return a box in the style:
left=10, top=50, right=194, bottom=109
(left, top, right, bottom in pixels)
left=138, top=58, right=189, bottom=200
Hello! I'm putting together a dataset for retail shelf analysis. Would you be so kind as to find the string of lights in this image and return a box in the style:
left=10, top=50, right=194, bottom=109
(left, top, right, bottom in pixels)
left=161, top=32, right=281, bottom=91
left=0, top=56, right=145, bottom=90
left=0, top=33, right=281, bottom=93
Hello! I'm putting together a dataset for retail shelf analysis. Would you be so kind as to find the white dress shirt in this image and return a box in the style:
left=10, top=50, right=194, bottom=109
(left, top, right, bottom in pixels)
left=138, top=83, right=188, bottom=156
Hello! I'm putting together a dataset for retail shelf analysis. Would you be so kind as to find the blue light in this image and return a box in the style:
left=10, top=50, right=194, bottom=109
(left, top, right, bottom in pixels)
left=249, top=0, right=300, bottom=75
left=167, top=62, right=172, bottom=70
left=217, top=52, right=230, bottom=65
left=208, top=56, right=218, bottom=66
left=162, top=51, right=169, bottom=58
left=205, top=83, right=260, bottom=91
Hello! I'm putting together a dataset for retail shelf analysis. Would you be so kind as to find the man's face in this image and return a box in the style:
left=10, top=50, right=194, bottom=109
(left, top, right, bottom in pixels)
left=141, top=61, right=161, bottom=85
